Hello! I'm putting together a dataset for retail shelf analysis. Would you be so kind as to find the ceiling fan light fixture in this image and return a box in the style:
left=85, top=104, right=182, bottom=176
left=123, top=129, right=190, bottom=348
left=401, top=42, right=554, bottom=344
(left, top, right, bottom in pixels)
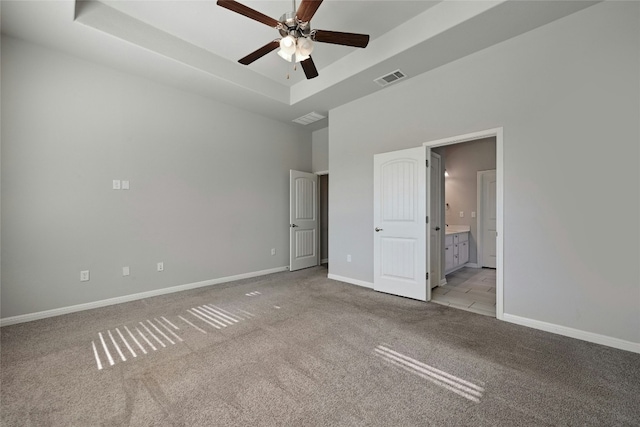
left=295, top=52, right=310, bottom=63
left=277, top=49, right=294, bottom=62
left=218, top=0, right=370, bottom=80
left=297, top=37, right=314, bottom=56
left=279, top=35, right=297, bottom=55
left=295, top=44, right=310, bottom=62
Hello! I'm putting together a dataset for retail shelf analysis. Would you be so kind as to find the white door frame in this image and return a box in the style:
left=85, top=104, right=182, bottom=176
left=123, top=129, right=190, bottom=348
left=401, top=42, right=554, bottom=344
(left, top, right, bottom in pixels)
left=477, top=169, right=497, bottom=269
left=429, top=152, right=443, bottom=288
left=316, top=170, right=329, bottom=266
left=423, top=128, right=504, bottom=320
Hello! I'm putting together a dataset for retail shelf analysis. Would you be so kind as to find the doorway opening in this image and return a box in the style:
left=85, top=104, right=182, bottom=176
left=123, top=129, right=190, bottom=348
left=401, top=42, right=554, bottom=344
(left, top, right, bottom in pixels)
left=423, top=129, right=503, bottom=319
left=318, top=173, right=329, bottom=269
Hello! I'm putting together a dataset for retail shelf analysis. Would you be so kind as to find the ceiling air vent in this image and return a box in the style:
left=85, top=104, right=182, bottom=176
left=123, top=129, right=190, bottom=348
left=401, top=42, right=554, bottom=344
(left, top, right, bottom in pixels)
left=293, top=111, right=326, bottom=125
left=374, top=69, right=407, bottom=87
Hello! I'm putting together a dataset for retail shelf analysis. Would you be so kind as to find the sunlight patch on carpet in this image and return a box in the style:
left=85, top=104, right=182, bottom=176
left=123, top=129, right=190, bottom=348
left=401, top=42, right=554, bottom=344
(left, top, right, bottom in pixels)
left=375, top=345, right=485, bottom=402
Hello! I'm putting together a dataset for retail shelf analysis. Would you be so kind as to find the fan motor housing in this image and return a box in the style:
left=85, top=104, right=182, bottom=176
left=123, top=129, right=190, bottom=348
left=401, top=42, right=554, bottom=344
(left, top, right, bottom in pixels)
left=279, top=11, right=311, bottom=37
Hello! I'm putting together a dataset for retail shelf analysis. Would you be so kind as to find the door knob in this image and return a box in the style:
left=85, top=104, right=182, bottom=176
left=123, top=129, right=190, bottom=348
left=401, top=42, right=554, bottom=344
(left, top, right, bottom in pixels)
left=290, top=224, right=298, bottom=228
left=435, top=226, right=441, bottom=231
left=375, top=227, right=383, bottom=232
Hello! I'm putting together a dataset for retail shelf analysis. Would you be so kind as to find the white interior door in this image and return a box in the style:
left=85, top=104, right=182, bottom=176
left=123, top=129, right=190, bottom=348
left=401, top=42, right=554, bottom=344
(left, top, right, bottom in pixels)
left=429, top=152, right=442, bottom=288
left=373, top=147, right=429, bottom=301
left=481, top=170, right=497, bottom=268
left=290, top=170, right=318, bottom=271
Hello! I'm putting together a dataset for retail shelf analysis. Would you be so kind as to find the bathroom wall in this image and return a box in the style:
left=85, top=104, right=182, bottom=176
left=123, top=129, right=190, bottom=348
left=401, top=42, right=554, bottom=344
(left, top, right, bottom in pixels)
left=433, top=137, right=496, bottom=265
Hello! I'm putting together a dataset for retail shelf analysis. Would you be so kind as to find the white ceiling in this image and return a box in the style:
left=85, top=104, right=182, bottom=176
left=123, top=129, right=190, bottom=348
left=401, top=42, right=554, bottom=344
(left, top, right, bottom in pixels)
left=1, top=0, right=599, bottom=130
left=99, top=0, right=440, bottom=86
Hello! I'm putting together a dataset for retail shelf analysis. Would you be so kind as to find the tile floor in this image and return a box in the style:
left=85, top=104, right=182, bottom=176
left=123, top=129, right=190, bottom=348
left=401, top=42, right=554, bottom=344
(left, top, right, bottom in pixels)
left=432, top=267, right=496, bottom=317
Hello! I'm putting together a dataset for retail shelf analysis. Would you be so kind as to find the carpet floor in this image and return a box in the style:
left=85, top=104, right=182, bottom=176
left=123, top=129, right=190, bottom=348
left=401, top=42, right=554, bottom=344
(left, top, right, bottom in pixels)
left=1, top=266, right=639, bottom=426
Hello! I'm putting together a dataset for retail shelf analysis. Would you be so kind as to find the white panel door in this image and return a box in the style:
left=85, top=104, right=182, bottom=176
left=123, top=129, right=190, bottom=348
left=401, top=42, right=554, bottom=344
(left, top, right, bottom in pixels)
left=373, top=147, right=428, bottom=301
left=481, top=170, right=497, bottom=268
left=290, top=170, right=318, bottom=271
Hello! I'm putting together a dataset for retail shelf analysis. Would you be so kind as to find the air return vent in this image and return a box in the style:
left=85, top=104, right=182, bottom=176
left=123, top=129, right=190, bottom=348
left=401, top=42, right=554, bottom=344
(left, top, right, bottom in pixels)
left=374, top=69, right=407, bottom=87
left=293, top=111, right=326, bottom=125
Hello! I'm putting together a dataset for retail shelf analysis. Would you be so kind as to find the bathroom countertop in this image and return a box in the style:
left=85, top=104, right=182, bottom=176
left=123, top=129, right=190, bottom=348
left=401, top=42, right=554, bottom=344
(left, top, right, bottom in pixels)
left=445, top=225, right=471, bottom=235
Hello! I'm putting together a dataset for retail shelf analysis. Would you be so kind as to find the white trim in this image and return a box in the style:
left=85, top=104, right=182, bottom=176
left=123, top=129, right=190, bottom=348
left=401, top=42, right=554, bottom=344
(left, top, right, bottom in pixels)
left=0, top=266, right=288, bottom=327
left=422, top=128, right=502, bottom=147
left=464, top=263, right=480, bottom=269
left=496, top=129, right=504, bottom=321
left=423, top=127, right=504, bottom=320
left=503, top=313, right=640, bottom=354
left=476, top=169, right=496, bottom=271
left=439, top=278, right=447, bottom=286
left=430, top=151, right=443, bottom=295
left=328, top=274, right=373, bottom=289
left=316, top=174, right=329, bottom=267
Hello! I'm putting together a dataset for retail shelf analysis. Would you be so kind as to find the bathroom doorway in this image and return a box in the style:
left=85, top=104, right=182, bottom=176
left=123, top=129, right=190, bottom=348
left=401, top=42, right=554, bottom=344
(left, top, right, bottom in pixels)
left=427, top=133, right=499, bottom=317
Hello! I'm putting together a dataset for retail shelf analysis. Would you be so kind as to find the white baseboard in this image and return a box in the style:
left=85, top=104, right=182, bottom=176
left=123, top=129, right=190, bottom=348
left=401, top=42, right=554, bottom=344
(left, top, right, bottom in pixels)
left=439, top=278, right=447, bottom=286
left=321, top=258, right=329, bottom=264
left=0, top=266, right=288, bottom=327
left=502, top=313, right=640, bottom=354
left=327, top=274, right=373, bottom=289
left=465, top=263, right=480, bottom=268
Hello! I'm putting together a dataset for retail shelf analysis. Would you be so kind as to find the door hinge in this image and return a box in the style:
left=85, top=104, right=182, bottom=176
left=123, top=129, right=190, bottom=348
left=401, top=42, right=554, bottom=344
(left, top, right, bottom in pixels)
left=426, top=216, right=429, bottom=224
left=426, top=272, right=429, bottom=280
left=426, top=159, right=429, bottom=167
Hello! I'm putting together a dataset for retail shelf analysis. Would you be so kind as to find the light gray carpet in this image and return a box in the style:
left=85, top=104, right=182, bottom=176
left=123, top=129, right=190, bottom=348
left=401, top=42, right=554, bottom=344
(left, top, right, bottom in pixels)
left=2, top=266, right=639, bottom=426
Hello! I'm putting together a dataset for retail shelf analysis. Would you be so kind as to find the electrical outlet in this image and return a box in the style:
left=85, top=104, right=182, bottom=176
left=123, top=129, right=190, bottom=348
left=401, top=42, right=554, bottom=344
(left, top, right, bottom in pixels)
left=157, top=262, right=164, bottom=272
left=271, top=248, right=276, bottom=256
left=471, top=211, right=476, bottom=218
left=122, top=266, right=130, bottom=276
left=122, top=180, right=130, bottom=190
left=347, top=254, right=352, bottom=262
left=80, top=270, right=90, bottom=282
left=459, top=211, right=464, bottom=218
left=112, top=180, right=121, bottom=190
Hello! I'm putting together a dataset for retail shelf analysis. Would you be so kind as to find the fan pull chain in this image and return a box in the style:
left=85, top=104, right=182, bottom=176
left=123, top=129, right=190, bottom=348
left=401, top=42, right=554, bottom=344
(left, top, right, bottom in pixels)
left=286, top=60, right=298, bottom=80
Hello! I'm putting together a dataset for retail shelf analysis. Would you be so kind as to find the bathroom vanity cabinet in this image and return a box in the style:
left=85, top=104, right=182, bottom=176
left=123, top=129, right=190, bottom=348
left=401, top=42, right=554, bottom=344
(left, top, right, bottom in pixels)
left=445, top=231, right=469, bottom=274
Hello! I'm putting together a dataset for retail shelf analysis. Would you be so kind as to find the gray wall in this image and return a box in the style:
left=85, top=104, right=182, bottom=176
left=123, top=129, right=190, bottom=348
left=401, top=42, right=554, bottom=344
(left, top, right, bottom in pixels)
left=1, top=36, right=311, bottom=319
left=311, top=127, right=329, bottom=173
left=328, top=2, right=639, bottom=344
left=433, top=137, right=496, bottom=265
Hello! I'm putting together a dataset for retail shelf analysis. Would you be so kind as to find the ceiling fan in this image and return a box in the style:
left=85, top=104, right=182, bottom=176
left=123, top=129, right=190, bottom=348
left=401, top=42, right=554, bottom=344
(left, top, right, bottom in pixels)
left=217, top=0, right=370, bottom=79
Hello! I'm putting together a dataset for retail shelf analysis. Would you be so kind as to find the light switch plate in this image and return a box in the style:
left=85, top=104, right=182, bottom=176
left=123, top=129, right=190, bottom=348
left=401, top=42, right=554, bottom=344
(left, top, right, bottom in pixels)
left=122, top=266, right=130, bottom=276
left=471, top=211, right=476, bottom=218
left=112, top=180, right=121, bottom=190
left=122, top=180, right=130, bottom=190
left=459, top=211, right=464, bottom=218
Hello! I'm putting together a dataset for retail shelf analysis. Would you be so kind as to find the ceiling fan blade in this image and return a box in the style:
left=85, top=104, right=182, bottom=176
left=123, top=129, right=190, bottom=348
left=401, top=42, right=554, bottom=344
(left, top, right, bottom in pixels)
left=217, top=0, right=281, bottom=28
left=313, top=30, right=370, bottom=48
left=296, top=0, right=324, bottom=23
left=301, top=57, right=319, bottom=79
left=238, top=40, right=280, bottom=65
